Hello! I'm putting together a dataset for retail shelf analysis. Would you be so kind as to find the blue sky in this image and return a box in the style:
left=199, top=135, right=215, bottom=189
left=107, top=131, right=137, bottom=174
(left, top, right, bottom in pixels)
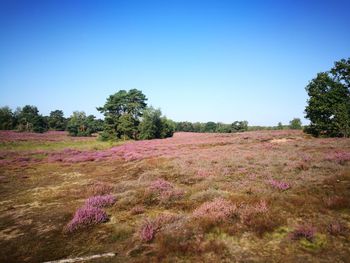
left=0, top=0, right=349, bottom=125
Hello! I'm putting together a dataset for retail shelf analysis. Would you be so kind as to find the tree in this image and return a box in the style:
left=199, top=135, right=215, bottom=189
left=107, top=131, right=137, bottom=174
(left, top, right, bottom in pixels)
left=138, top=107, right=175, bottom=140
left=204, top=122, right=217, bottom=133
left=305, top=58, right=350, bottom=137
left=17, top=105, right=48, bottom=133
left=176, top=121, right=194, bottom=132
left=289, top=118, right=302, bottom=130
left=67, top=111, right=96, bottom=136
left=97, top=89, right=147, bottom=140
left=160, top=118, right=175, bottom=138
left=216, top=122, right=231, bottom=133
left=48, top=110, right=66, bottom=131
left=231, top=121, right=248, bottom=132
left=0, top=106, right=14, bottom=130
left=277, top=122, right=284, bottom=130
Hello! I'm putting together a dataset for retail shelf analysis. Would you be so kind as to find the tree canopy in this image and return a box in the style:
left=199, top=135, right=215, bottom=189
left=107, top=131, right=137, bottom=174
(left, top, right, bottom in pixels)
left=48, top=110, right=67, bottom=131
left=138, top=107, right=175, bottom=140
left=97, top=89, right=147, bottom=140
left=67, top=111, right=101, bottom=136
left=289, top=118, right=302, bottom=130
left=16, top=105, right=48, bottom=133
left=305, top=58, right=350, bottom=137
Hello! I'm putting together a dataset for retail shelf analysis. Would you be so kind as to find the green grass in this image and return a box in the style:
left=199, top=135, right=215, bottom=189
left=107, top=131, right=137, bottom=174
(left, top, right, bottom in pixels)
left=0, top=139, right=122, bottom=152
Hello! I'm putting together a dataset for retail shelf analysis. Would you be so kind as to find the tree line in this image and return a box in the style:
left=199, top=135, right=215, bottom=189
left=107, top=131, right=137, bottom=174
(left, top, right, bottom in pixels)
left=0, top=57, right=348, bottom=139
left=0, top=89, right=176, bottom=140
left=0, top=103, right=302, bottom=136
left=0, top=105, right=104, bottom=135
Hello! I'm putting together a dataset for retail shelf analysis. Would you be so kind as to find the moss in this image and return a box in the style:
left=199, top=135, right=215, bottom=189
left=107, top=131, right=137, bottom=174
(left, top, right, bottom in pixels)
left=299, top=233, right=327, bottom=251
left=269, top=226, right=291, bottom=239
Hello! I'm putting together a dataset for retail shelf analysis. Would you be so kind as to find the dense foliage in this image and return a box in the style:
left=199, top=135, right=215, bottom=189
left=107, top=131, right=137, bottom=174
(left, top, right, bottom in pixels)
left=97, top=89, right=147, bottom=140
left=67, top=111, right=102, bottom=136
left=139, top=107, right=175, bottom=140
left=175, top=120, right=249, bottom=133
left=48, top=110, right=67, bottom=131
left=289, top=118, right=302, bottom=130
left=98, top=89, right=174, bottom=140
left=305, top=58, right=350, bottom=137
left=16, top=105, right=48, bottom=133
left=0, top=106, right=15, bottom=130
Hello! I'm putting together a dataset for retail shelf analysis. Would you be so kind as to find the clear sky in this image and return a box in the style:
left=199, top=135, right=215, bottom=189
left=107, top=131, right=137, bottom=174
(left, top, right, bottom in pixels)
left=0, top=0, right=349, bottom=125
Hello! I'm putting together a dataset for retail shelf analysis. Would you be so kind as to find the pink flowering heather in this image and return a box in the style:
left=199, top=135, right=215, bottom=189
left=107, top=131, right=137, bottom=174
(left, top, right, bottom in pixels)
left=85, top=195, right=116, bottom=208
left=325, top=151, right=350, bottom=165
left=66, top=206, right=108, bottom=232
left=196, top=169, right=212, bottom=178
left=290, top=224, right=316, bottom=242
left=193, top=198, right=237, bottom=221
left=139, top=219, right=157, bottom=242
left=268, top=179, right=291, bottom=191
left=149, top=179, right=173, bottom=192
left=130, top=205, right=145, bottom=215
left=159, top=188, right=184, bottom=202
left=254, top=200, right=269, bottom=213
left=239, top=200, right=269, bottom=224
left=139, top=214, right=179, bottom=242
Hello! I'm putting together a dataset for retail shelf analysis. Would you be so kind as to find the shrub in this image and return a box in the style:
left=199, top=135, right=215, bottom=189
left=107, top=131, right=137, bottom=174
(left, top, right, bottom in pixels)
left=130, top=205, right=145, bottom=215
left=193, top=198, right=237, bottom=222
left=89, top=182, right=113, bottom=195
left=85, top=195, right=116, bottom=208
left=268, top=179, right=291, bottom=191
left=323, top=196, right=349, bottom=210
left=147, top=179, right=184, bottom=204
left=140, top=219, right=156, bottom=242
left=239, top=200, right=278, bottom=236
left=139, top=214, right=179, bottom=242
left=149, top=179, right=173, bottom=192
left=290, top=224, right=316, bottom=242
left=327, top=220, right=347, bottom=236
left=66, top=206, right=108, bottom=232
left=325, top=151, right=350, bottom=165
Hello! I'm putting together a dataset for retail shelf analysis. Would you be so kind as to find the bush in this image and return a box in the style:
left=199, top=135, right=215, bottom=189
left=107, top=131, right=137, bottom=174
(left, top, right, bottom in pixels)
left=192, top=198, right=237, bottom=222
left=290, top=224, right=316, bottom=242
left=66, top=206, right=108, bottom=232
left=85, top=195, right=116, bottom=208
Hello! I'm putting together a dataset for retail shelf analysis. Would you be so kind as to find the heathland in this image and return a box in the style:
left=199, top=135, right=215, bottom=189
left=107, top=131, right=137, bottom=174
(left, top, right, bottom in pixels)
left=0, top=130, right=349, bottom=262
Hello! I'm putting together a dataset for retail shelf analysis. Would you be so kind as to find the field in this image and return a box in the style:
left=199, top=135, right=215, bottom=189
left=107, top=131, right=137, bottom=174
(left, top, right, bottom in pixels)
left=0, top=130, right=350, bottom=262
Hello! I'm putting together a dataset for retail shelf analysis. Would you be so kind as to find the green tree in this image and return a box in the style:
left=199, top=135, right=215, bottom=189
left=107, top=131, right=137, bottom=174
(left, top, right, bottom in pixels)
left=216, top=122, right=231, bottom=133
left=231, top=121, right=248, bottom=132
left=67, top=111, right=96, bottom=136
left=97, top=89, right=147, bottom=140
left=160, top=117, right=175, bottom=138
left=48, top=110, right=66, bottom=130
left=192, top=122, right=202, bottom=133
left=17, top=105, right=48, bottom=133
left=176, top=121, right=194, bottom=132
left=305, top=58, right=350, bottom=137
left=204, top=121, right=217, bottom=133
left=0, top=106, right=14, bottom=130
left=289, top=118, right=302, bottom=130
left=277, top=122, right=284, bottom=130
left=139, top=107, right=175, bottom=140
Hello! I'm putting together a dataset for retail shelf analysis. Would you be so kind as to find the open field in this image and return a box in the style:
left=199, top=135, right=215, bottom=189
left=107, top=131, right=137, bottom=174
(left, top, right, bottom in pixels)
left=0, top=130, right=349, bottom=262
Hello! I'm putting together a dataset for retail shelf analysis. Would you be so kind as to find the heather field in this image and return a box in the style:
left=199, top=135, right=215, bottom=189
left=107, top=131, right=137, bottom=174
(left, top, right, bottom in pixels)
left=0, top=130, right=350, bottom=262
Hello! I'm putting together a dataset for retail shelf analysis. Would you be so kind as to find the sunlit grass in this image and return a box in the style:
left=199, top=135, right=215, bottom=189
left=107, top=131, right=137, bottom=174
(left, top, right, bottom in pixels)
left=0, top=138, right=122, bottom=151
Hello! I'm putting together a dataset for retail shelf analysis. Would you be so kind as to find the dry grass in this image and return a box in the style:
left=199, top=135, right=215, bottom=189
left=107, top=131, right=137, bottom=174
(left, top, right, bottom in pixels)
left=0, top=130, right=350, bottom=262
